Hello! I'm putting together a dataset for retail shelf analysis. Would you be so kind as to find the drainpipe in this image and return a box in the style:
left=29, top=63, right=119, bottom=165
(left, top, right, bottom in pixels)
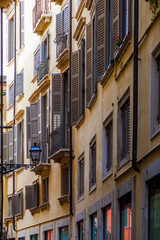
left=132, top=0, right=140, bottom=172
left=0, top=8, right=4, bottom=240
left=13, top=0, right=17, bottom=231
left=69, top=0, right=73, bottom=216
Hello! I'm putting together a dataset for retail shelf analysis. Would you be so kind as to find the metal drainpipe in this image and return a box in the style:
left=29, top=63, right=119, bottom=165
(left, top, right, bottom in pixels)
left=132, top=0, right=140, bottom=172
left=0, top=8, right=4, bottom=240
left=13, top=0, right=17, bottom=231
left=69, top=0, right=73, bottom=216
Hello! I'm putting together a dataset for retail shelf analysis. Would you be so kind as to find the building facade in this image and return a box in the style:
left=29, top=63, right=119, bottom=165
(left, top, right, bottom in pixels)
left=1, top=0, right=160, bottom=239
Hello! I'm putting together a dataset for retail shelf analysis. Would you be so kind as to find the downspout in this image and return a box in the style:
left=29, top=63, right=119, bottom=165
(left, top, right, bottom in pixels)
left=13, top=0, right=17, bottom=231
left=0, top=8, right=4, bottom=240
left=132, top=0, right=140, bottom=172
left=69, top=0, right=73, bottom=216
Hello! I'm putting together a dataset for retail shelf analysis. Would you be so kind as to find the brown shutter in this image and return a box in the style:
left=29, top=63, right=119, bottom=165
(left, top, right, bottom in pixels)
left=30, top=102, right=38, bottom=145
left=19, top=191, right=23, bottom=214
left=26, top=107, right=31, bottom=158
left=105, top=120, right=113, bottom=171
left=79, top=159, right=84, bottom=197
left=62, top=166, right=69, bottom=195
left=79, top=39, right=85, bottom=117
left=35, top=182, right=39, bottom=207
left=97, top=0, right=105, bottom=81
left=14, top=125, right=17, bottom=164
left=90, top=142, right=96, bottom=188
left=63, top=5, right=69, bottom=34
left=113, top=0, right=119, bottom=55
left=8, top=129, right=13, bottom=164
left=56, top=12, right=63, bottom=37
left=46, top=89, right=50, bottom=157
left=71, top=50, right=80, bottom=125
left=12, top=194, right=17, bottom=216
left=52, top=74, right=62, bottom=130
left=3, top=132, right=8, bottom=164
left=25, top=185, right=33, bottom=209
left=20, top=0, right=24, bottom=48
left=86, top=22, right=92, bottom=107
left=38, top=98, right=42, bottom=143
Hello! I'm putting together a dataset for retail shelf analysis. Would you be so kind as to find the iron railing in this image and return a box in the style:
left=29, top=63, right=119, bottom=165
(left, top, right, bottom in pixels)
left=56, top=34, right=68, bottom=59
left=37, top=59, right=49, bottom=82
left=32, top=0, right=42, bottom=30
left=50, top=124, right=69, bottom=155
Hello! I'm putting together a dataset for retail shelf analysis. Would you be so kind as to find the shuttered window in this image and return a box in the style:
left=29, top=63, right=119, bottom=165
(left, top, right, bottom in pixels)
left=79, top=158, right=84, bottom=199
left=121, top=99, right=130, bottom=160
left=113, top=0, right=119, bottom=53
left=25, top=182, right=39, bottom=210
left=9, top=85, right=14, bottom=106
left=156, top=55, right=160, bottom=123
left=26, top=106, right=31, bottom=158
left=8, top=129, right=13, bottom=164
left=7, top=196, right=13, bottom=217
left=43, top=177, right=49, bottom=203
left=105, top=120, right=113, bottom=172
left=17, top=121, right=23, bottom=164
left=8, top=192, right=23, bottom=217
left=62, top=166, right=69, bottom=196
left=90, top=139, right=96, bottom=190
left=19, top=0, right=24, bottom=49
left=30, top=102, right=38, bottom=145
left=80, top=39, right=85, bottom=116
left=16, top=71, right=23, bottom=96
left=34, top=47, right=40, bottom=76
left=8, top=17, right=15, bottom=62
left=3, top=132, right=8, bottom=164
left=86, top=22, right=92, bottom=106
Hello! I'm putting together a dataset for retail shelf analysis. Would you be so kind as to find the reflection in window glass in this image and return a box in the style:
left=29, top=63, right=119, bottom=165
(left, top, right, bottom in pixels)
left=78, top=220, right=83, bottom=240
left=45, top=230, right=53, bottom=240
left=103, top=206, right=111, bottom=240
left=91, top=213, right=97, bottom=240
left=60, top=226, right=69, bottom=240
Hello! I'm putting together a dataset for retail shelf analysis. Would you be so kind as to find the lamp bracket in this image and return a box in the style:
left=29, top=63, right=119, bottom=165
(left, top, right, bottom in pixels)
left=0, top=163, right=34, bottom=175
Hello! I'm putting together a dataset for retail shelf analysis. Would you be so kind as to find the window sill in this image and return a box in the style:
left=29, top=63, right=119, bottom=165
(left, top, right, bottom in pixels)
left=117, top=154, right=130, bottom=171
left=89, top=184, right=96, bottom=195
left=102, top=169, right=113, bottom=182
left=58, top=194, right=70, bottom=206
left=150, top=125, right=160, bottom=140
left=77, top=195, right=84, bottom=204
left=7, top=104, right=13, bottom=111
left=32, top=74, right=38, bottom=83
left=7, top=58, right=14, bottom=67
left=39, top=202, right=50, bottom=211
left=4, top=216, right=13, bottom=222
left=100, top=62, right=114, bottom=87
left=16, top=93, right=24, bottom=103
left=15, top=213, right=23, bottom=220
left=29, top=206, right=40, bottom=215
left=76, top=114, right=85, bottom=129
left=17, top=45, right=25, bottom=57
left=114, top=34, right=131, bottom=63
left=86, top=93, right=97, bottom=111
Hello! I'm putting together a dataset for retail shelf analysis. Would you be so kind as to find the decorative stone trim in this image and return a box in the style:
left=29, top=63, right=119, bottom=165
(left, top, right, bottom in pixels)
left=75, top=210, right=86, bottom=240
left=75, top=0, right=86, bottom=21
left=56, top=217, right=70, bottom=240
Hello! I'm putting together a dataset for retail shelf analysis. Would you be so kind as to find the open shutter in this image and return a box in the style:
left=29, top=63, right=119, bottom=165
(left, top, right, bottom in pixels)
left=8, top=129, right=13, bottom=164
left=33, top=182, right=39, bottom=207
left=79, top=39, right=85, bottom=117
left=62, top=167, right=69, bottom=195
left=113, top=0, right=119, bottom=55
left=47, top=89, right=50, bottom=158
left=12, top=194, right=18, bottom=216
left=56, top=12, right=63, bottom=37
left=20, top=0, right=24, bottom=48
left=8, top=19, right=11, bottom=62
left=52, top=74, right=62, bottom=130
left=19, top=191, right=23, bottom=214
left=97, top=0, right=105, bottom=81
left=14, top=125, right=17, bottom=163
left=26, top=107, right=31, bottom=158
left=16, top=72, right=23, bottom=96
left=30, top=102, right=38, bottom=145
left=63, top=5, right=69, bottom=34
left=25, top=185, right=33, bottom=209
left=71, top=50, right=80, bottom=125
left=86, top=22, right=92, bottom=107
left=3, top=132, right=8, bottom=164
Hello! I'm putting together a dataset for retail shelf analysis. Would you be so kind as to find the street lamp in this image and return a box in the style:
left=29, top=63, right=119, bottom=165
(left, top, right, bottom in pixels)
left=30, top=143, right=41, bottom=165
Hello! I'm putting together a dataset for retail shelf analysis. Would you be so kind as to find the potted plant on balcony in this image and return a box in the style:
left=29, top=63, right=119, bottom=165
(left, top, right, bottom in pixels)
left=149, top=0, right=159, bottom=21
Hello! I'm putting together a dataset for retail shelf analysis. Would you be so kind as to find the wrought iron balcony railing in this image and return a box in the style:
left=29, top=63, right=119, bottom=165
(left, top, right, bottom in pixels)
left=56, top=34, right=68, bottom=59
left=32, top=0, right=43, bottom=30
left=37, top=59, right=49, bottom=82
left=50, top=124, right=69, bottom=156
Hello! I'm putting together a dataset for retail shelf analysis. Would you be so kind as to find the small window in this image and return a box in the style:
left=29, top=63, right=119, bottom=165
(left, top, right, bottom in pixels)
left=8, top=17, right=15, bottom=62
left=89, top=137, right=96, bottom=191
left=59, top=226, right=69, bottom=240
left=62, top=166, right=69, bottom=196
left=16, top=71, right=24, bottom=96
left=78, top=154, right=84, bottom=200
left=91, top=213, right=98, bottom=240
left=77, top=220, right=84, bottom=240
left=9, top=85, right=14, bottom=106
left=44, top=230, right=53, bottom=240
left=103, top=205, right=112, bottom=240
left=30, top=234, right=38, bottom=240
left=120, top=193, right=132, bottom=240
left=43, top=177, right=49, bottom=203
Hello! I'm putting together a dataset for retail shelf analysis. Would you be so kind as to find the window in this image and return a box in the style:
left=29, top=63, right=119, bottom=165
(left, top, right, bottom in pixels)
left=148, top=175, right=160, bottom=240
left=43, top=177, right=49, bottom=203
left=151, top=42, right=160, bottom=138
left=7, top=192, right=23, bottom=217
left=9, top=85, right=14, bottom=106
left=44, top=230, right=53, bottom=240
left=119, top=0, right=131, bottom=41
left=91, top=213, right=98, bottom=240
left=77, top=220, right=83, bottom=240
left=38, top=35, right=49, bottom=82
left=78, top=154, right=84, bottom=200
left=117, top=88, right=130, bottom=168
left=89, top=137, right=96, bottom=191
left=30, top=234, right=38, bottom=240
left=34, top=47, right=40, bottom=77
left=59, top=226, right=69, bottom=240
left=25, top=182, right=39, bottom=210
left=103, top=206, right=112, bottom=240
left=19, top=238, right=25, bottom=240
left=62, top=166, right=69, bottom=196
left=120, top=193, right=132, bottom=240
left=8, top=17, right=15, bottom=62
left=19, top=0, right=24, bottom=49
left=16, top=71, right=24, bottom=96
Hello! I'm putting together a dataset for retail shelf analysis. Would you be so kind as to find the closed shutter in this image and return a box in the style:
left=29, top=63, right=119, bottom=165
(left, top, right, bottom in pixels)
left=62, top=166, right=69, bottom=195
left=16, top=72, right=23, bottom=96
left=3, top=132, right=8, bottom=164
left=26, top=107, right=31, bottom=158
left=14, top=125, right=17, bottom=163
left=113, top=0, right=119, bottom=54
left=52, top=74, right=62, bottom=130
left=90, top=142, right=96, bottom=188
left=56, top=12, right=63, bottom=37
left=8, top=19, right=11, bottom=62
left=12, top=194, right=18, bottom=216
left=30, top=102, right=38, bottom=145
left=34, top=182, right=39, bottom=207
left=86, top=22, right=92, bottom=106
left=105, top=121, right=113, bottom=171
left=121, top=99, right=130, bottom=160
left=46, top=89, right=50, bottom=158
left=79, top=159, right=84, bottom=198
left=8, top=129, right=13, bottom=164
left=106, top=0, right=113, bottom=68
left=97, top=0, right=105, bottom=81
left=38, top=98, right=42, bottom=143
left=20, top=0, right=24, bottom=48
left=79, top=39, right=85, bottom=117
left=43, top=178, right=49, bottom=203
left=71, top=50, right=80, bottom=125
left=63, top=5, right=69, bottom=34
left=25, top=185, right=33, bottom=209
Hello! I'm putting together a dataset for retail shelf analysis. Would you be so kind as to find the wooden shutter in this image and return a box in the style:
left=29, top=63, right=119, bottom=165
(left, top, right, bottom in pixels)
left=8, top=129, right=13, bottom=164
left=79, top=159, right=84, bottom=197
left=71, top=50, right=80, bottom=125
left=63, top=5, right=69, bottom=34
left=86, top=22, right=92, bottom=107
left=14, top=125, right=17, bottom=163
left=43, top=178, right=49, bottom=203
left=46, top=33, right=49, bottom=60
left=19, top=191, right=23, bottom=214
left=3, top=132, right=8, bottom=164
left=12, top=194, right=18, bottom=216
left=30, top=102, right=38, bottom=145
left=62, top=166, right=69, bottom=195
left=52, top=74, right=62, bottom=130
left=26, top=107, right=31, bottom=158
left=33, top=182, right=39, bottom=207
left=79, top=39, right=85, bottom=117
left=56, top=12, right=63, bottom=37
left=25, top=185, right=33, bottom=209
left=46, top=89, right=50, bottom=157
left=105, top=121, right=113, bottom=171
left=113, top=0, right=119, bottom=54
left=16, top=72, right=23, bottom=96
left=20, top=0, right=24, bottom=48
left=8, top=19, right=11, bottom=62
left=90, top=142, right=96, bottom=188
left=97, top=0, right=105, bottom=81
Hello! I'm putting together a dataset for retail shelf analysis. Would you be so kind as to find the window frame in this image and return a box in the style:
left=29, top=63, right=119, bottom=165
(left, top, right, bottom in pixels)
left=78, top=152, right=85, bottom=201
left=89, top=135, right=96, bottom=193
left=42, top=222, right=55, bottom=240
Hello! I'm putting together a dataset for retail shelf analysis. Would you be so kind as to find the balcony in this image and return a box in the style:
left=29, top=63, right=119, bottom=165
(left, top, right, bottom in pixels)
left=49, top=124, right=69, bottom=163
left=37, top=59, right=49, bottom=83
left=0, top=0, right=13, bottom=8
left=32, top=0, right=52, bottom=35
left=50, top=0, right=63, bottom=5
left=30, top=141, right=50, bottom=175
